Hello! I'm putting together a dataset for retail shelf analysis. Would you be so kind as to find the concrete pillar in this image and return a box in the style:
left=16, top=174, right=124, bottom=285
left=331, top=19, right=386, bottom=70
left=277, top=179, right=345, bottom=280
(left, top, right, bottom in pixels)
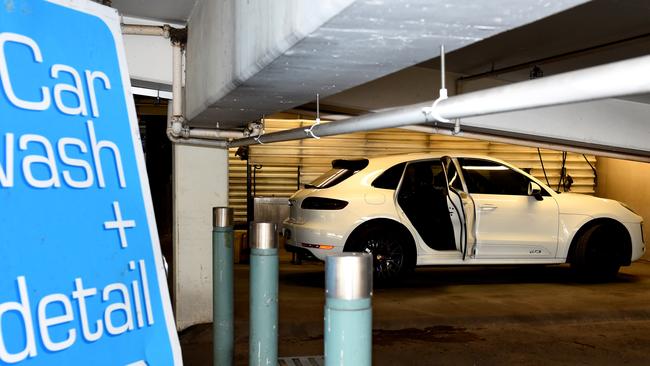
left=173, top=144, right=229, bottom=330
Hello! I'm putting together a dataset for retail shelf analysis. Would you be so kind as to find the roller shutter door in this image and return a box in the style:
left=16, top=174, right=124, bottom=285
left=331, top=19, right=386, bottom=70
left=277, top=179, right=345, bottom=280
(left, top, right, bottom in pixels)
left=229, top=118, right=596, bottom=223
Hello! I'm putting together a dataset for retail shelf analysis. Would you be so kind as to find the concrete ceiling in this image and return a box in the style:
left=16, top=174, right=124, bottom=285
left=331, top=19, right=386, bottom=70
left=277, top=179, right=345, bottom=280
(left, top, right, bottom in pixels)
left=184, top=0, right=587, bottom=129
left=315, top=0, right=650, bottom=115
left=108, top=0, right=650, bottom=127
left=111, top=0, right=195, bottom=23
left=419, top=0, right=650, bottom=81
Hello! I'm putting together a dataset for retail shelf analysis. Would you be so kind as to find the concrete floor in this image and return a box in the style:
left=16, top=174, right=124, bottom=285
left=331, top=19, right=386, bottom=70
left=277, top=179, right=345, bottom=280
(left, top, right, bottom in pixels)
left=180, top=253, right=650, bottom=365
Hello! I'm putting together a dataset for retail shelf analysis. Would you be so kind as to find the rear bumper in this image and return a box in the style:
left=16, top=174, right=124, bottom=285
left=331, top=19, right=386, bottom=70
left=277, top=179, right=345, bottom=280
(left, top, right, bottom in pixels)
left=283, top=243, right=319, bottom=260
left=283, top=219, right=345, bottom=260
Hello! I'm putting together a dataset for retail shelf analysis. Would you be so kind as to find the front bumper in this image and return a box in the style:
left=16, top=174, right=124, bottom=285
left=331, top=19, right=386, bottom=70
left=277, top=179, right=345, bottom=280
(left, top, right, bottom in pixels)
left=628, top=221, right=645, bottom=262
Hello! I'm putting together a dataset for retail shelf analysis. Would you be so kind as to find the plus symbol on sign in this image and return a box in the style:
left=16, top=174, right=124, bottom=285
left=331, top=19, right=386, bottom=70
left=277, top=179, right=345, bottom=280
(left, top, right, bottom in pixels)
left=104, top=201, right=137, bottom=248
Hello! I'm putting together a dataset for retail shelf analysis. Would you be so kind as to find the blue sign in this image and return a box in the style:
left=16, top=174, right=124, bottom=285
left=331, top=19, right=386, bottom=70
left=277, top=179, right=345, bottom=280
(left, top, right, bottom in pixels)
left=0, top=0, right=182, bottom=364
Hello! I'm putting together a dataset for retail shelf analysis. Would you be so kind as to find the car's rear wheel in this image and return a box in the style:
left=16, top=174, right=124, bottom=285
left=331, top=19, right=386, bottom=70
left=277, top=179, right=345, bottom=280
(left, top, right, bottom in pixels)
left=347, top=227, right=415, bottom=283
left=571, top=224, right=622, bottom=281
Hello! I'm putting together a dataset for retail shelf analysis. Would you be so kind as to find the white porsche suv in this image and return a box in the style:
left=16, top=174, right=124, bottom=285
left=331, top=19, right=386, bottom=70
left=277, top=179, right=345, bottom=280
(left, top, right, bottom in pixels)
left=283, top=153, right=645, bottom=281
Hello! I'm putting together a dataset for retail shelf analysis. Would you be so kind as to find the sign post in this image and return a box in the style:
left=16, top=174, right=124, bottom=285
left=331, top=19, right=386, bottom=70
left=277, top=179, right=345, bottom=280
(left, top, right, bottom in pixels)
left=0, top=0, right=182, bottom=364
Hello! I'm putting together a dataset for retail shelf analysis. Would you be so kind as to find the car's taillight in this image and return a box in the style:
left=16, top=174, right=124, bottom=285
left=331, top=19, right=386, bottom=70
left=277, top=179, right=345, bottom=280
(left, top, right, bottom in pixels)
left=301, top=197, right=348, bottom=210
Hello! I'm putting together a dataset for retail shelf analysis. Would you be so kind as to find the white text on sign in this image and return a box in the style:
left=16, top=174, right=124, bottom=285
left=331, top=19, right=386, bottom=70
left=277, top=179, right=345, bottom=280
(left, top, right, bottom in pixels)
left=0, top=32, right=126, bottom=190
left=0, top=32, right=110, bottom=115
left=0, top=260, right=154, bottom=363
left=0, top=29, right=158, bottom=364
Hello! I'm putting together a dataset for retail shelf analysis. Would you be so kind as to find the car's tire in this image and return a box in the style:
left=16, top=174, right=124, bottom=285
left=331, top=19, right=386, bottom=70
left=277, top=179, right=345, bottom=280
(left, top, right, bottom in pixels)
left=571, top=224, right=622, bottom=281
left=347, top=226, right=415, bottom=283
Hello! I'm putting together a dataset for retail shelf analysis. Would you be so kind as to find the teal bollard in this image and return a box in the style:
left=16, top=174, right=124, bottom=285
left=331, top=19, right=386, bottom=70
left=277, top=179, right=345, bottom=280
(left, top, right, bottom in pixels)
left=249, top=222, right=279, bottom=366
left=213, top=207, right=234, bottom=366
left=324, top=253, right=373, bottom=366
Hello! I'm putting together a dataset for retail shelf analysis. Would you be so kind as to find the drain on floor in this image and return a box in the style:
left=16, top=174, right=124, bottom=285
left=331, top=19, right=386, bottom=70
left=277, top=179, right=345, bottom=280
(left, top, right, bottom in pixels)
left=278, top=355, right=324, bottom=366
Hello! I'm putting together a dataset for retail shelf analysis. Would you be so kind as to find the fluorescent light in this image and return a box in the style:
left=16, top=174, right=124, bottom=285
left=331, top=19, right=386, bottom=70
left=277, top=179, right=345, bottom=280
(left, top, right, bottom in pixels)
left=131, top=86, right=173, bottom=99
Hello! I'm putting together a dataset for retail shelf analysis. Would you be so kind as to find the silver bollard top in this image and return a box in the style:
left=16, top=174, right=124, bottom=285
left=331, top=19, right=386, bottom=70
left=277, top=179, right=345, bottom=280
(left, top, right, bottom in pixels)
left=250, top=222, right=278, bottom=249
left=325, top=253, right=373, bottom=300
left=212, top=207, right=233, bottom=228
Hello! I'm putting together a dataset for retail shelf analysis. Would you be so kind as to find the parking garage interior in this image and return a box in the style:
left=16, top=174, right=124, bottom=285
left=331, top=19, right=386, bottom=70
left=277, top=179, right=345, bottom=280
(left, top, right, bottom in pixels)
left=5, top=0, right=650, bottom=364
left=123, top=0, right=650, bottom=364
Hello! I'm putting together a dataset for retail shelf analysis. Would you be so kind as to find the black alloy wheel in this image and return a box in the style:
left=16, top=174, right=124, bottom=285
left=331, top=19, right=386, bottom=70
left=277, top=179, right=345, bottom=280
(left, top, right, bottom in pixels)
left=361, top=234, right=407, bottom=282
left=572, top=224, right=621, bottom=281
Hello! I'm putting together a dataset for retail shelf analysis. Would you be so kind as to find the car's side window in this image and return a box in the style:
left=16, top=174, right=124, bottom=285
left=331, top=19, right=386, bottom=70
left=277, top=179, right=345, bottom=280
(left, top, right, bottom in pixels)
left=397, top=160, right=457, bottom=251
left=458, top=158, right=532, bottom=196
left=372, top=162, right=406, bottom=190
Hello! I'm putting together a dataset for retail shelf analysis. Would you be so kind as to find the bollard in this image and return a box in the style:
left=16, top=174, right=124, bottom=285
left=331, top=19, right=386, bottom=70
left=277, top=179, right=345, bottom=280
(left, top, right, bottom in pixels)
left=249, top=222, right=279, bottom=366
left=213, top=207, right=234, bottom=366
left=324, top=253, right=373, bottom=366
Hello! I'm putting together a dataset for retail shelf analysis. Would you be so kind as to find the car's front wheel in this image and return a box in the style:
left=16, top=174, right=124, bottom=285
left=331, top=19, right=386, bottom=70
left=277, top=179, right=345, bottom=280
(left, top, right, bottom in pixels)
left=571, top=224, right=622, bottom=281
left=347, top=227, right=415, bottom=283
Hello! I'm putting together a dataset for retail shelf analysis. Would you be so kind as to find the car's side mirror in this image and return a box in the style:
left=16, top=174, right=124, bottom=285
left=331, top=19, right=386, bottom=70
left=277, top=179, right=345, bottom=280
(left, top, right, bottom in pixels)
left=528, top=182, right=543, bottom=201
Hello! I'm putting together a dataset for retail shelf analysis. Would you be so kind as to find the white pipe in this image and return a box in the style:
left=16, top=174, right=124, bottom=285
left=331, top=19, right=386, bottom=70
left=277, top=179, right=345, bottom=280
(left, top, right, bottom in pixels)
left=172, top=41, right=183, bottom=118
left=228, top=54, right=650, bottom=157
left=440, top=45, right=446, bottom=90
left=121, top=24, right=170, bottom=38
left=166, top=105, right=228, bottom=148
left=190, top=128, right=246, bottom=139
left=126, top=23, right=234, bottom=147
left=165, top=39, right=244, bottom=146
left=436, top=56, right=650, bottom=120
left=166, top=40, right=187, bottom=143
left=121, top=23, right=250, bottom=146
left=400, top=126, right=650, bottom=163
left=168, top=136, right=228, bottom=148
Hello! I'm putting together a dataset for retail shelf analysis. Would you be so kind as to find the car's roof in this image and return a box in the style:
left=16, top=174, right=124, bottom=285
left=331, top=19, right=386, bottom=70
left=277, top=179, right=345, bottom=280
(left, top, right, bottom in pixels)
left=362, top=152, right=510, bottom=167
left=352, top=153, right=554, bottom=196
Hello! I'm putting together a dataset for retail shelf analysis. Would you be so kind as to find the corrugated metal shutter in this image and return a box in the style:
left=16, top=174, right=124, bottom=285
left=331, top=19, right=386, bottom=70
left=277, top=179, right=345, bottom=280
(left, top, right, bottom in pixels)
left=229, top=118, right=596, bottom=222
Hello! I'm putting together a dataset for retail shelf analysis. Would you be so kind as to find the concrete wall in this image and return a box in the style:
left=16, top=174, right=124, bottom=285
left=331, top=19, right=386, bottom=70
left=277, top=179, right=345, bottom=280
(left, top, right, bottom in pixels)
left=596, top=157, right=650, bottom=252
left=173, top=145, right=229, bottom=330
left=122, top=16, right=180, bottom=89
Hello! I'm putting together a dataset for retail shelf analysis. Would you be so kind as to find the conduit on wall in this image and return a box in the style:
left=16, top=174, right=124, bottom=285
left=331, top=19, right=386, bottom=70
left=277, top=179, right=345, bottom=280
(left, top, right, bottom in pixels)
left=228, top=54, right=650, bottom=163
left=121, top=23, right=255, bottom=148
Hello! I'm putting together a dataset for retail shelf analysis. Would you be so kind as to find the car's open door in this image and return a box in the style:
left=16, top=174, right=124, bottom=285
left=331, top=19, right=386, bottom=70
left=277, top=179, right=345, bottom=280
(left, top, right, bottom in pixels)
left=442, top=156, right=477, bottom=259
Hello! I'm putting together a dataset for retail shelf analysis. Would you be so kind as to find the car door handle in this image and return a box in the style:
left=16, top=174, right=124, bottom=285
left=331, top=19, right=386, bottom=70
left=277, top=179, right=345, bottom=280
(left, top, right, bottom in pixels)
left=479, top=204, right=498, bottom=211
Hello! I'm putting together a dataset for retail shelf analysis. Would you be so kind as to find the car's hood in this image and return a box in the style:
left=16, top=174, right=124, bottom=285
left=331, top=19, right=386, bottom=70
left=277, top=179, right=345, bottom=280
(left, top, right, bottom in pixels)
left=554, top=193, right=641, bottom=222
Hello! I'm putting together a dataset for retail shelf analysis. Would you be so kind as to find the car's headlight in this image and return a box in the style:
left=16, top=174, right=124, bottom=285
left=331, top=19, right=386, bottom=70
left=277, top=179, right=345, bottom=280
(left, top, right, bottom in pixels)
left=619, top=201, right=639, bottom=215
